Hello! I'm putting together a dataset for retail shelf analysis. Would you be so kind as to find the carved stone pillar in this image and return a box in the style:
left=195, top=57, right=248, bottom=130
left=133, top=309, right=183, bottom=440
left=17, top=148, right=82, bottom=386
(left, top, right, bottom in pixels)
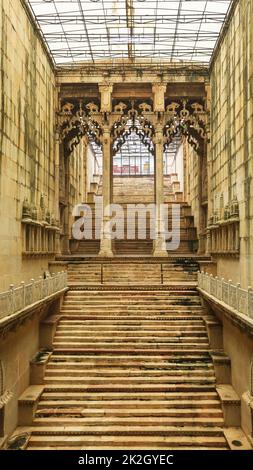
left=153, top=124, right=168, bottom=257
left=99, top=124, right=113, bottom=257
left=98, top=83, right=113, bottom=257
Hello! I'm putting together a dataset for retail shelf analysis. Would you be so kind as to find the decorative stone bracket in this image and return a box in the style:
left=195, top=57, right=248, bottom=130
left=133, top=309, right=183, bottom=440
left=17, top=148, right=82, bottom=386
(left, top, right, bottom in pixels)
left=57, top=96, right=209, bottom=158
left=164, top=98, right=209, bottom=156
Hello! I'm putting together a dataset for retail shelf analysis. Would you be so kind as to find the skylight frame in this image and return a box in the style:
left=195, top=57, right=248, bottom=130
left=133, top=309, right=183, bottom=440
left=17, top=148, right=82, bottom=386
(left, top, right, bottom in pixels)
left=26, top=0, right=234, bottom=67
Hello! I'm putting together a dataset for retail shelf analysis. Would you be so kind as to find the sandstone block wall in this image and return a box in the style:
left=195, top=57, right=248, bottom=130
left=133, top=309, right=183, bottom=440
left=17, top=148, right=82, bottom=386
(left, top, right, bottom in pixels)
left=210, top=0, right=253, bottom=288
left=0, top=0, right=56, bottom=290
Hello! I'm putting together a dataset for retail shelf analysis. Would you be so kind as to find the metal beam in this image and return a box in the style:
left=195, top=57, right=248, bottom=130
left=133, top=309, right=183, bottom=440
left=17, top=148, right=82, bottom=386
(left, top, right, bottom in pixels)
left=126, top=0, right=135, bottom=61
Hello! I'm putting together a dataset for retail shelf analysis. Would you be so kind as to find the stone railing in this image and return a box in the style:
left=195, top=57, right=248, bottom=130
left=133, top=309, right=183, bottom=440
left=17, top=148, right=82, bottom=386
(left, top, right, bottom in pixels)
left=0, top=271, right=68, bottom=321
left=198, top=271, right=253, bottom=319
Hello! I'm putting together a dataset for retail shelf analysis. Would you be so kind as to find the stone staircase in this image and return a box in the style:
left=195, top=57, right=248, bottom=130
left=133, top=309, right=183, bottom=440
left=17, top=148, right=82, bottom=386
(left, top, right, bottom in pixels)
left=94, top=175, right=184, bottom=204
left=66, top=259, right=199, bottom=286
left=70, top=202, right=198, bottom=256
left=7, top=258, right=251, bottom=450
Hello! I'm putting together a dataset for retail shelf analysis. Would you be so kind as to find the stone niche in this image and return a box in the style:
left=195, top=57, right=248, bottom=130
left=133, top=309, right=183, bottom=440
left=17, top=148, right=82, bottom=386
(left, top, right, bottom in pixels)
left=21, top=198, right=59, bottom=257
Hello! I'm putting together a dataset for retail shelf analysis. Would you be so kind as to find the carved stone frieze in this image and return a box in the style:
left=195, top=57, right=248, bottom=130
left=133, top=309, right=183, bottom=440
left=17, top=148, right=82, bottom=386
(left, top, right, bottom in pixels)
left=164, top=98, right=209, bottom=155
left=57, top=99, right=103, bottom=157
left=57, top=96, right=209, bottom=158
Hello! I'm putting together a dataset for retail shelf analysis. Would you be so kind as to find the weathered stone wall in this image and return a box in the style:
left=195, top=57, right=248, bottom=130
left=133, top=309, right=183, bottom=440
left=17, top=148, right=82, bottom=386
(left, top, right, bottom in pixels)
left=0, top=315, right=40, bottom=438
left=210, top=0, right=253, bottom=288
left=0, top=0, right=56, bottom=290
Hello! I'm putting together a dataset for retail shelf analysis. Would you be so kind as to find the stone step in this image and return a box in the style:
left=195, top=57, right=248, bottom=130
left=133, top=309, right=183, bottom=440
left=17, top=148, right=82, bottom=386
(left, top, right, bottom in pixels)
left=42, top=384, right=216, bottom=392
left=36, top=399, right=221, bottom=410
left=60, top=309, right=203, bottom=315
left=49, top=354, right=212, bottom=364
left=52, top=342, right=210, bottom=350
left=28, top=445, right=227, bottom=450
left=59, top=313, right=203, bottom=318
left=44, top=369, right=214, bottom=378
left=64, top=292, right=200, bottom=298
left=62, top=297, right=201, bottom=302
left=65, top=290, right=199, bottom=294
left=62, top=296, right=201, bottom=300
left=53, top=336, right=209, bottom=343
left=32, top=416, right=224, bottom=426
left=62, top=302, right=201, bottom=308
left=21, top=424, right=225, bottom=437
left=68, top=268, right=198, bottom=274
left=44, top=375, right=215, bottom=385
left=52, top=348, right=211, bottom=355
left=47, top=362, right=214, bottom=371
left=42, top=385, right=218, bottom=400
left=54, top=331, right=207, bottom=338
left=66, top=287, right=199, bottom=290
left=58, top=317, right=204, bottom=323
left=56, top=326, right=207, bottom=333
left=65, top=293, right=199, bottom=298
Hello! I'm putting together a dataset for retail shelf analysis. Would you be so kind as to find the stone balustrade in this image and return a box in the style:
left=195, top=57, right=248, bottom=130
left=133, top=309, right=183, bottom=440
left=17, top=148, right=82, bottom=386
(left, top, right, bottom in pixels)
left=198, top=271, right=253, bottom=319
left=0, top=271, right=68, bottom=320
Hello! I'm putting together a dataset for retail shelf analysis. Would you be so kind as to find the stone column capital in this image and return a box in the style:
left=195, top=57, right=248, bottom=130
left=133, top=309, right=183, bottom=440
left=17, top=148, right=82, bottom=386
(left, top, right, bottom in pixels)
left=152, top=82, right=167, bottom=92
left=99, top=82, right=113, bottom=93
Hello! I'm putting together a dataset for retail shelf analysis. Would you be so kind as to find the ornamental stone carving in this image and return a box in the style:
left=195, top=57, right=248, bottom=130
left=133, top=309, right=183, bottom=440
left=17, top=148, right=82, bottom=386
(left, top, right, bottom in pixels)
left=57, top=95, right=209, bottom=158
left=99, top=84, right=113, bottom=113
left=152, top=83, right=167, bottom=112
left=57, top=99, right=103, bottom=157
left=164, top=98, right=209, bottom=155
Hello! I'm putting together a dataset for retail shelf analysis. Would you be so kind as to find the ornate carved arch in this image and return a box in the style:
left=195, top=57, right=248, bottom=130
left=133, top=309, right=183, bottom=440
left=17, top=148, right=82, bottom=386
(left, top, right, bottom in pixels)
left=57, top=100, right=103, bottom=157
left=110, top=100, right=155, bottom=156
left=164, top=99, right=209, bottom=156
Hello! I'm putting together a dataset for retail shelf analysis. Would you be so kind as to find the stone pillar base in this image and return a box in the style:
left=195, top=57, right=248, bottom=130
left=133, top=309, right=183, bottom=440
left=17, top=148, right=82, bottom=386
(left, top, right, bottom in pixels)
left=152, top=239, right=168, bottom=257
left=99, top=238, right=114, bottom=257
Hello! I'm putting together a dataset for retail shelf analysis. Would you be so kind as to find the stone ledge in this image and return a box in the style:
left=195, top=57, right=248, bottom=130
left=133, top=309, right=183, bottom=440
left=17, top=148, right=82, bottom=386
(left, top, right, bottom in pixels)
left=217, top=384, right=240, bottom=404
left=55, top=255, right=210, bottom=262
left=210, top=352, right=231, bottom=384
left=40, top=315, right=62, bottom=349
left=22, top=252, right=56, bottom=258
left=198, top=288, right=253, bottom=338
left=217, top=385, right=241, bottom=427
left=68, top=284, right=198, bottom=291
left=19, top=386, right=44, bottom=406
left=224, top=427, right=252, bottom=450
left=203, top=316, right=223, bottom=349
left=30, top=349, right=53, bottom=385
left=18, top=386, right=44, bottom=426
left=0, top=288, right=68, bottom=339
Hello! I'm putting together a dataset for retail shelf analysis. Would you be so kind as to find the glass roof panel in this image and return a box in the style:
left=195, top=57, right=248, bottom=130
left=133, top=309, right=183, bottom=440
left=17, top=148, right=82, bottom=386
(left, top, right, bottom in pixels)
left=27, top=0, right=234, bottom=66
